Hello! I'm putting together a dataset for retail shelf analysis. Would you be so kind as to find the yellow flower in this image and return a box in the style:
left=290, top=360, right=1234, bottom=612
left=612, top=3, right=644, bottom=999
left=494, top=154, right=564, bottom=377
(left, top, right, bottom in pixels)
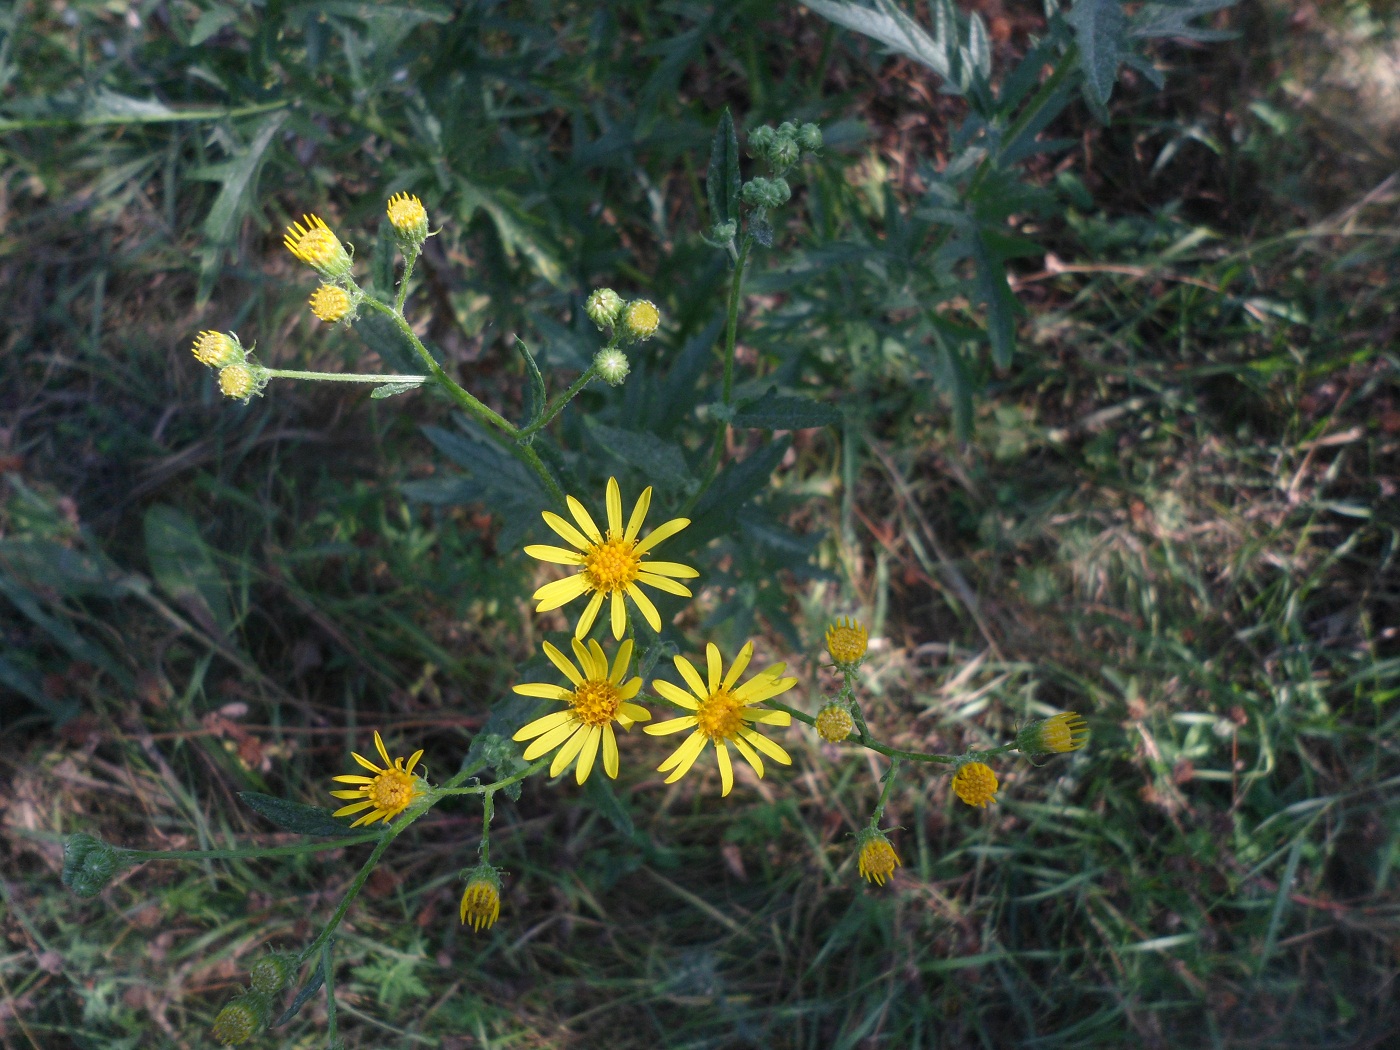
left=952, top=761, right=998, bottom=808
left=856, top=830, right=901, bottom=886
left=210, top=991, right=270, bottom=1046
left=1016, top=712, right=1089, bottom=755
left=525, top=477, right=697, bottom=640
left=620, top=299, right=660, bottom=342
left=284, top=213, right=352, bottom=279
left=815, top=702, right=854, bottom=743
left=329, top=730, right=426, bottom=827
left=191, top=330, right=240, bottom=368
left=512, top=637, right=650, bottom=783
left=387, top=191, right=428, bottom=233
left=308, top=284, right=352, bottom=323
left=459, top=866, right=502, bottom=932
left=218, top=364, right=257, bottom=401
left=826, top=617, right=868, bottom=667
left=645, top=641, right=795, bottom=796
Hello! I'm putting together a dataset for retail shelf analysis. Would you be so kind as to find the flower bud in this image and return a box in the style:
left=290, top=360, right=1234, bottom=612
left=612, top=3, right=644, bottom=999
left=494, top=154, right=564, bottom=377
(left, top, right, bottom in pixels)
left=769, top=134, right=799, bottom=171
left=855, top=828, right=901, bottom=886
left=1016, top=712, right=1089, bottom=755
left=584, top=288, right=625, bottom=330
left=210, top=990, right=272, bottom=1046
left=191, top=330, right=242, bottom=369
left=776, top=121, right=797, bottom=138
left=770, top=177, right=791, bottom=205
left=741, top=177, right=770, bottom=207
left=709, top=220, right=737, bottom=243
left=62, top=832, right=129, bottom=898
left=952, top=761, right=999, bottom=808
left=284, top=213, right=353, bottom=280
left=308, top=284, right=353, bottom=323
left=815, top=702, right=854, bottom=743
left=218, top=364, right=258, bottom=402
left=248, top=951, right=299, bottom=996
left=797, top=122, right=823, bottom=152
left=825, top=617, right=868, bottom=669
left=594, top=348, right=630, bottom=386
left=619, top=299, right=660, bottom=343
left=746, top=125, right=775, bottom=157
left=459, top=865, right=503, bottom=932
left=386, top=192, right=429, bottom=252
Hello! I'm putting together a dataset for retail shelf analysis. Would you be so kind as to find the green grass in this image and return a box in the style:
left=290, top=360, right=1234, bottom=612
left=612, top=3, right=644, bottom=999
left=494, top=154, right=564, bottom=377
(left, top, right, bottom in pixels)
left=2, top=1, right=1399, bottom=1048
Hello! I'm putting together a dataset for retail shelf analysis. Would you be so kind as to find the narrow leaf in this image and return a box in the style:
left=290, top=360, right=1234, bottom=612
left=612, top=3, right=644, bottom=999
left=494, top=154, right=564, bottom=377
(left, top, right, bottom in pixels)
left=1066, top=0, right=1128, bottom=109
left=514, top=337, right=548, bottom=426
left=370, top=381, right=422, bottom=399
left=144, top=505, right=236, bottom=639
left=706, top=108, right=741, bottom=230
left=239, top=792, right=367, bottom=837
left=732, top=388, right=842, bottom=430
left=196, top=111, right=288, bottom=307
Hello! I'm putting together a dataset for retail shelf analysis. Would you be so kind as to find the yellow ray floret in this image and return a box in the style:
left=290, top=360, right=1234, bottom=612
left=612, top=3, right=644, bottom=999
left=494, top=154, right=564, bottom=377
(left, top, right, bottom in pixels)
left=328, top=730, right=426, bottom=827
left=644, top=640, right=796, bottom=797
left=459, top=868, right=501, bottom=932
left=857, top=831, right=901, bottom=886
left=512, top=637, right=651, bottom=783
left=525, top=477, right=697, bottom=640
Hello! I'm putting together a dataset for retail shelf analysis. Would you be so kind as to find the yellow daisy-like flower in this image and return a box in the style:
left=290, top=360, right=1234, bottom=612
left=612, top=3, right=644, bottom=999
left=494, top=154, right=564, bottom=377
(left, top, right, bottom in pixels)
left=645, top=641, right=796, bottom=796
left=952, top=761, right=998, bottom=808
left=1016, top=712, right=1090, bottom=755
left=459, top=867, right=501, bottom=932
left=512, top=637, right=650, bottom=783
left=856, top=830, right=901, bottom=886
left=329, top=731, right=426, bottom=827
left=191, top=330, right=240, bottom=368
left=525, top=477, right=698, bottom=640
left=826, top=617, right=868, bottom=667
left=308, top=284, right=352, bottom=323
left=284, top=213, right=352, bottom=279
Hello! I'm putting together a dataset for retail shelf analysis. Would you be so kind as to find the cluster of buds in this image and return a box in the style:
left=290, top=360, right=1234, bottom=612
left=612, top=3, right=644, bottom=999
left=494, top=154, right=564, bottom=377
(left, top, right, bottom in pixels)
left=190, top=330, right=266, bottom=403
left=61, top=832, right=129, bottom=897
left=583, top=288, right=664, bottom=386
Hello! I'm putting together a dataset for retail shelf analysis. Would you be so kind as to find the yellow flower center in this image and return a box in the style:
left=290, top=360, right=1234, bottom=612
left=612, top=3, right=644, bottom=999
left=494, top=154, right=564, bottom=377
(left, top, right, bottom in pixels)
left=387, top=193, right=427, bottom=231
left=859, top=839, right=900, bottom=885
left=952, top=762, right=998, bottom=808
left=815, top=704, right=854, bottom=743
left=583, top=535, right=641, bottom=593
left=293, top=227, right=340, bottom=265
left=623, top=300, right=660, bottom=338
left=309, top=284, right=351, bottom=322
left=571, top=679, right=621, bottom=727
left=826, top=620, right=868, bottom=665
left=367, top=767, right=416, bottom=816
left=192, top=330, right=233, bottom=366
left=219, top=365, right=254, bottom=400
left=695, top=687, right=743, bottom=741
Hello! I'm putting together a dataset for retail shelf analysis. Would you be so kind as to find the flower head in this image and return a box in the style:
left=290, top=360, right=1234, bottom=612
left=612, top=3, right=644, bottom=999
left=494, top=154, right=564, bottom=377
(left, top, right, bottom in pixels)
left=329, top=731, right=426, bottom=827
left=856, top=828, right=901, bottom=886
left=826, top=617, right=868, bottom=668
left=525, top=477, right=697, bottom=640
left=211, top=991, right=271, bottom=1046
left=815, top=702, right=854, bottom=743
left=645, top=641, right=796, bottom=796
left=248, top=952, right=297, bottom=996
left=386, top=192, right=428, bottom=243
left=218, top=364, right=259, bottom=402
left=585, top=288, right=624, bottom=330
left=594, top=348, right=630, bottom=386
left=1016, top=712, right=1089, bottom=755
left=309, top=284, right=352, bottom=323
left=620, top=299, right=660, bottom=342
left=512, top=637, right=650, bottom=783
left=459, top=865, right=502, bottom=932
left=284, top=213, right=353, bottom=279
left=191, top=330, right=241, bottom=368
left=952, top=761, right=998, bottom=808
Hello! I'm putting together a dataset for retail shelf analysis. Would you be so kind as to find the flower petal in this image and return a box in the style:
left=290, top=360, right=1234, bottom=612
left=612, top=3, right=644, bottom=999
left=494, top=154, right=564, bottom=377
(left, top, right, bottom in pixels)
left=542, top=510, right=591, bottom=551
left=570, top=637, right=595, bottom=679
left=542, top=641, right=584, bottom=685
left=333, top=800, right=375, bottom=817
left=566, top=495, right=602, bottom=543
left=706, top=642, right=722, bottom=694
left=618, top=701, right=651, bottom=722
left=734, top=674, right=798, bottom=704
left=330, top=789, right=368, bottom=799
left=332, top=774, right=373, bottom=784
left=512, top=682, right=572, bottom=700
left=636, top=571, right=692, bottom=597
left=352, top=751, right=383, bottom=775
left=624, top=486, right=653, bottom=542
left=645, top=714, right=699, bottom=736
left=611, top=638, right=635, bottom=682
left=672, top=655, right=708, bottom=703
left=514, top=709, right=576, bottom=741
left=602, top=723, right=620, bottom=778
left=405, top=749, right=424, bottom=775
left=575, top=589, right=605, bottom=638
left=575, top=724, right=602, bottom=784
left=626, top=583, right=662, bottom=632
left=723, top=640, right=754, bottom=690
left=740, top=728, right=792, bottom=765
left=549, top=722, right=591, bottom=777
left=658, top=729, right=707, bottom=774
left=523, top=719, right=583, bottom=761
left=634, top=559, right=698, bottom=578
left=605, top=477, right=623, bottom=536
left=732, top=734, right=765, bottom=779
left=634, top=517, right=690, bottom=555
left=373, top=731, right=392, bottom=768
left=533, top=573, right=590, bottom=612
left=524, top=544, right=585, bottom=565
left=610, top=589, right=627, bottom=640
left=652, top=679, right=699, bottom=710
left=743, top=707, right=792, bottom=726
left=715, top=740, right=734, bottom=796
left=618, top=677, right=643, bottom=701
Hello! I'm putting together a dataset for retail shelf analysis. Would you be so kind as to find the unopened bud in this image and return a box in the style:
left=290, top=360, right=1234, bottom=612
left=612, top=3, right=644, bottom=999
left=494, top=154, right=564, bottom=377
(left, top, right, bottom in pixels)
left=815, top=703, right=854, bottom=743
left=619, top=299, right=660, bottom=343
left=218, top=364, right=258, bottom=402
left=594, top=348, right=630, bottom=386
left=798, top=122, right=823, bottom=152
left=746, top=125, right=775, bottom=158
left=585, top=288, right=625, bottom=330
left=210, top=990, right=272, bottom=1046
left=710, top=220, right=737, bottom=243
left=386, top=192, right=429, bottom=252
left=191, top=330, right=243, bottom=369
left=248, top=951, right=299, bottom=996
left=769, top=135, right=799, bottom=171
left=62, top=833, right=129, bottom=898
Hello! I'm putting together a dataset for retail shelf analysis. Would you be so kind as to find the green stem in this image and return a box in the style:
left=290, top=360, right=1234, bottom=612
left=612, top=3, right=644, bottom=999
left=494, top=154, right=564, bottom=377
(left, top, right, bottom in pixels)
left=870, top=757, right=902, bottom=826
left=262, top=369, right=427, bottom=385
left=395, top=249, right=419, bottom=314
left=297, top=819, right=410, bottom=966
left=436, top=757, right=549, bottom=796
left=322, top=940, right=339, bottom=1044
left=361, top=298, right=566, bottom=508
left=518, top=364, right=599, bottom=440
left=761, top=700, right=1016, bottom=766
left=122, top=834, right=383, bottom=862
left=478, top=793, right=495, bottom=866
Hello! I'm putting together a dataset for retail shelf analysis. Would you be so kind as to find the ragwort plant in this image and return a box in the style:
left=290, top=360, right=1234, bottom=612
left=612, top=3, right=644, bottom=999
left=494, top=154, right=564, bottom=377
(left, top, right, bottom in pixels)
left=61, top=120, right=1091, bottom=1046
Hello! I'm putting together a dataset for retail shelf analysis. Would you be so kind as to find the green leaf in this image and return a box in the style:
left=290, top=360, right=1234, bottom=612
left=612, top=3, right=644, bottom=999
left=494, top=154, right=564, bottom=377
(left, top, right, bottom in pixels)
left=273, top=953, right=326, bottom=1028
left=732, top=388, right=842, bottom=430
left=515, top=337, right=548, bottom=427
left=239, top=792, right=366, bottom=837
left=370, top=380, right=422, bottom=399
left=971, top=233, right=1019, bottom=369
left=680, top=436, right=791, bottom=553
left=805, top=0, right=953, bottom=82
left=584, top=774, right=635, bottom=839
left=706, top=108, right=741, bottom=230
left=196, top=111, right=288, bottom=308
left=189, top=7, right=239, bottom=45
left=144, top=505, right=236, bottom=639
left=1067, top=0, right=1128, bottom=110
left=583, top=419, right=693, bottom=494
